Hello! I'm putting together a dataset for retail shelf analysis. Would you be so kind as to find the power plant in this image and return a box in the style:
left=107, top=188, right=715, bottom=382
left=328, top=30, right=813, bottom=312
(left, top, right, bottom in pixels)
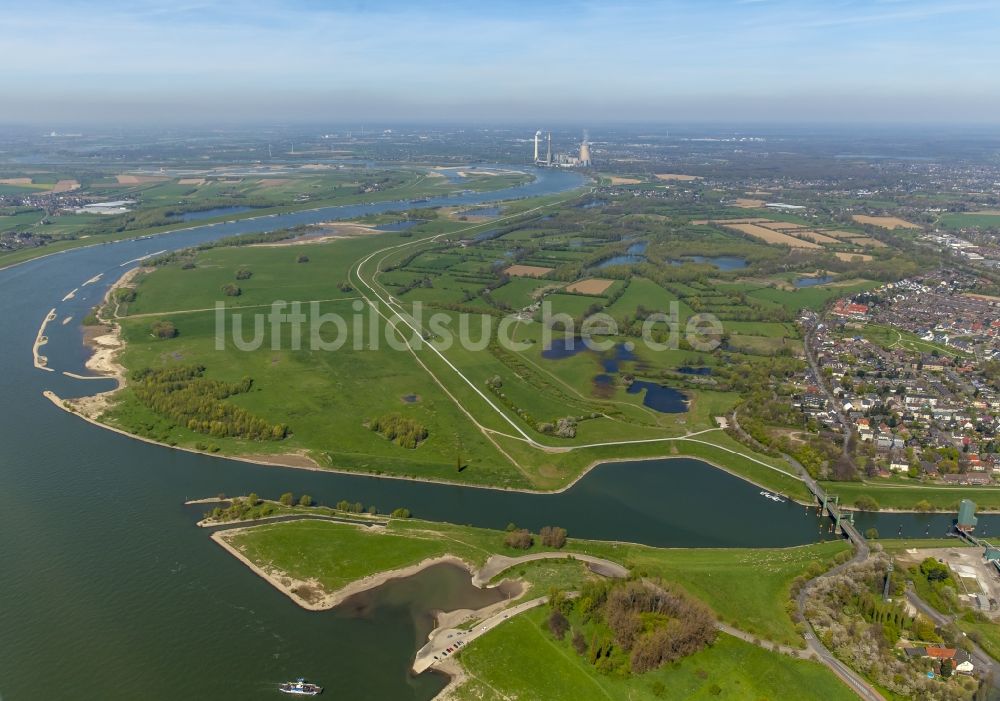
left=532, top=129, right=591, bottom=168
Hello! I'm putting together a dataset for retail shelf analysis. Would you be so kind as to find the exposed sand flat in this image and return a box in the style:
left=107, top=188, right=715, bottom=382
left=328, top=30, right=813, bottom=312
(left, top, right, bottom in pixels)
left=250, top=222, right=381, bottom=247
left=834, top=251, right=873, bottom=262
left=33, top=309, right=56, bottom=371
left=852, top=214, right=919, bottom=229
left=654, top=173, right=700, bottom=181
left=62, top=287, right=78, bottom=301
left=608, top=176, right=642, bottom=185
left=564, top=278, right=615, bottom=295
left=722, top=223, right=821, bottom=248
left=82, top=273, right=103, bottom=286
left=51, top=179, right=80, bottom=192
left=236, top=452, right=321, bottom=468
left=61, top=316, right=72, bottom=325
left=504, top=264, right=554, bottom=278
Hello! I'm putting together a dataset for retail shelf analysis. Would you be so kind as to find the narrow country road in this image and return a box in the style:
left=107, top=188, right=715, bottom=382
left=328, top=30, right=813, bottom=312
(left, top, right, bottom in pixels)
left=471, top=552, right=629, bottom=587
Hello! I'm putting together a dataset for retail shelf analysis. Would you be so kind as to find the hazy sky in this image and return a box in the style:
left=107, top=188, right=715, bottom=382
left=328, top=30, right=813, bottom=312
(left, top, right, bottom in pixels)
left=4, top=0, right=1000, bottom=124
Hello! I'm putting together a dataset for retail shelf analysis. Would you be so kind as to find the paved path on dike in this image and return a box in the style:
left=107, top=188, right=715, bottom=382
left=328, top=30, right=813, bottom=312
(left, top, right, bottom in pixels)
left=471, top=552, right=630, bottom=587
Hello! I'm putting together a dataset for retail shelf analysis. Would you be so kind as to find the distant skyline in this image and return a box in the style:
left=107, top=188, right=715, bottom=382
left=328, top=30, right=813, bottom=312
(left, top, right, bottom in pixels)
left=4, top=0, right=1000, bottom=124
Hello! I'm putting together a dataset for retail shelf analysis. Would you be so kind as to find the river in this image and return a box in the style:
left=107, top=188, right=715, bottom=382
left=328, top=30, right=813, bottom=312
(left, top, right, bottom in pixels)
left=0, top=166, right=986, bottom=699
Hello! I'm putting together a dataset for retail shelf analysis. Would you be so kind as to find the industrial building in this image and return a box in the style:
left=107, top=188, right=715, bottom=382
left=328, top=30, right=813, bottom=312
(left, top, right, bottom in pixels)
left=533, top=130, right=591, bottom=168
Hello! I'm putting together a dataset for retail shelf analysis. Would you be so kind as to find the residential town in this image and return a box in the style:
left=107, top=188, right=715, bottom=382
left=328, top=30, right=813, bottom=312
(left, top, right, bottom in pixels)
left=798, top=270, right=1000, bottom=485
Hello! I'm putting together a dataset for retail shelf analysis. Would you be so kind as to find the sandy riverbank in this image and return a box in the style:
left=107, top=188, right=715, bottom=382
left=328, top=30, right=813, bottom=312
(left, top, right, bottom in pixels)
left=62, top=267, right=146, bottom=418
left=32, top=308, right=56, bottom=371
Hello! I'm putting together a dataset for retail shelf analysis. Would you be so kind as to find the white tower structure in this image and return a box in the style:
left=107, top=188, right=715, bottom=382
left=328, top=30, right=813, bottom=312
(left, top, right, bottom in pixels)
left=533, top=130, right=541, bottom=163
left=546, top=132, right=552, bottom=166
left=579, top=131, right=591, bottom=167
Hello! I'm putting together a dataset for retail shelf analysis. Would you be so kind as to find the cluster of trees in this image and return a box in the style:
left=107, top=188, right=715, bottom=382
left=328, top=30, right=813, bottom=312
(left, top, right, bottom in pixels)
left=335, top=499, right=382, bottom=515
left=235, top=268, right=253, bottom=280
left=503, top=528, right=533, bottom=549
left=368, top=413, right=428, bottom=448
left=278, top=492, right=313, bottom=507
left=113, top=287, right=137, bottom=304
left=501, top=524, right=567, bottom=550
left=207, top=492, right=309, bottom=522
left=131, top=365, right=289, bottom=441
left=221, top=283, right=242, bottom=297
left=150, top=320, right=178, bottom=339
left=549, top=579, right=716, bottom=676
left=539, top=526, right=567, bottom=548
left=854, top=494, right=880, bottom=511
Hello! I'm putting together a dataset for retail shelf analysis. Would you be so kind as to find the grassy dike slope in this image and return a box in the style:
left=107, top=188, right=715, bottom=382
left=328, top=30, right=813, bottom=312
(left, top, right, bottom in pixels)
left=452, top=609, right=857, bottom=701
left=217, top=516, right=849, bottom=647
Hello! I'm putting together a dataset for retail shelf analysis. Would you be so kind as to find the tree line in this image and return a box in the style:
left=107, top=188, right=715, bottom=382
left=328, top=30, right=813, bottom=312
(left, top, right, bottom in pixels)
left=131, top=365, right=289, bottom=441
left=368, top=413, right=428, bottom=448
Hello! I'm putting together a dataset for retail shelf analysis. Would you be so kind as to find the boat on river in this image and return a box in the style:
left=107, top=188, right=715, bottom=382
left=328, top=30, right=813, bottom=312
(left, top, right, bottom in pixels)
left=279, top=678, right=323, bottom=695
left=760, top=490, right=786, bottom=503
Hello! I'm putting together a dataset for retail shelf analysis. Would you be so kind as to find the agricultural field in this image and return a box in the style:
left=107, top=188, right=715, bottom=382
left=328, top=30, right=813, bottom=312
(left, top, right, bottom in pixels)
left=851, top=214, right=920, bottom=229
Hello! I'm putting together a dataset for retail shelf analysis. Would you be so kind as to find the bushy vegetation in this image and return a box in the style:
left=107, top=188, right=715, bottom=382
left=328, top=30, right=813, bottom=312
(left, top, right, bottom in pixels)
left=150, top=320, right=178, bottom=339
left=910, top=557, right=962, bottom=614
left=131, top=365, right=288, bottom=440
left=540, top=526, right=568, bottom=548
left=368, top=413, right=428, bottom=448
left=804, top=554, right=975, bottom=700
left=556, top=578, right=717, bottom=675
left=504, top=528, right=534, bottom=549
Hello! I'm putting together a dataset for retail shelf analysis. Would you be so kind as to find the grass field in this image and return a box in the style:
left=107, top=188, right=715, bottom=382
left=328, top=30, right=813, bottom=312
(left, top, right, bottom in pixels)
left=746, top=279, right=878, bottom=312
left=454, top=610, right=857, bottom=701
left=820, top=480, right=1000, bottom=511
left=857, top=323, right=966, bottom=358
left=220, top=515, right=849, bottom=646
left=938, top=212, right=1000, bottom=229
